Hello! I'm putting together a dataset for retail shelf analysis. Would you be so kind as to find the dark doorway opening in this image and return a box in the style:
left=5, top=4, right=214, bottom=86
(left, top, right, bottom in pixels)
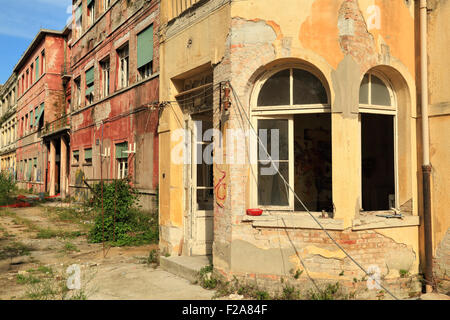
left=361, top=114, right=395, bottom=211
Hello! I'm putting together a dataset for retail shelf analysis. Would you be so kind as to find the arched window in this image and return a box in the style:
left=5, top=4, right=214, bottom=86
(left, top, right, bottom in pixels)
left=359, top=73, right=395, bottom=110
left=359, top=72, right=397, bottom=211
left=257, top=68, right=328, bottom=107
left=252, top=66, right=332, bottom=213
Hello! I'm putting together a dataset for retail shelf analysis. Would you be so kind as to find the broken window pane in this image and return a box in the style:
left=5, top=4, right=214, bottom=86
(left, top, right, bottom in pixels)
left=293, top=69, right=328, bottom=105
left=257, top=69, right=290, bottom=106
left=371, top=75, right=391, bottom=106
left=359, top=74, right=369, bottom=104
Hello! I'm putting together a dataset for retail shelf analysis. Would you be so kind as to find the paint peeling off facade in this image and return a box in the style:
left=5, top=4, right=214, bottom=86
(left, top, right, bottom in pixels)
left=159, top=0, right=449, bottom=298
left=13, top=28, right=72, bottom=195
left=69, top=0, right=160, bottom=210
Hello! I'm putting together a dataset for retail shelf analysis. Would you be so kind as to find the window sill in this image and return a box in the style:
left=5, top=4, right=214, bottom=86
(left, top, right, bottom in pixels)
left=352, top=215, right=420, bottom=231
left=242, top=212, right=344, bottom=231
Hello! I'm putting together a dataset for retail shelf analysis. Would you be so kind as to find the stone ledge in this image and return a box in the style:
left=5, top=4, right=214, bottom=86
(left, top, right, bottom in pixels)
left=352, top=215, right=420, bottom=231
left=245, top=213, right=344, bottom=231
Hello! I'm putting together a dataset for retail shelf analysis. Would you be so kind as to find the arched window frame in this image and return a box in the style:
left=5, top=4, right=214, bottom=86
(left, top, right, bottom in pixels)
left=359, top=70, right=399, bottom=211
left=250, top=65, right=331, bottom=212
left=251, top=64, right=331, bottom=115
left=359, top=71, right=397, bottom=114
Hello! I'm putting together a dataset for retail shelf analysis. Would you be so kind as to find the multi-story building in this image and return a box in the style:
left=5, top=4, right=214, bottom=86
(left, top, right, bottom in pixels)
left=14, top=27, right=71, bottom=195
left=69, top=0, right=160, bottom=210
left=158, top=0, right=449, bottom=297
left=0, top=73, right=18, bottom=177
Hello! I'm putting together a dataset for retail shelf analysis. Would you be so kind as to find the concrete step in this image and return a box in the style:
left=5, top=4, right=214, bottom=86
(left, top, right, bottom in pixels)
left=160, top=255, right=212, bottom=283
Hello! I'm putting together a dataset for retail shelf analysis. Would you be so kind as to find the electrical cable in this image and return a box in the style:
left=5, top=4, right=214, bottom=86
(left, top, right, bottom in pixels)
left=228, top=82, right=399, bottom=300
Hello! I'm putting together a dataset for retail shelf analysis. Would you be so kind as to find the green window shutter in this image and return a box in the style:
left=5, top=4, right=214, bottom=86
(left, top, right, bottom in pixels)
left=75, top=5, right=82, bottom=21
left=33, top=158, right=37, bottom=166
left=35, top=104, right=44, bottom=126
left=30, top=111, right=33, bottom=127
left=84, top=148, right=92, bottom=160
left=86, top=67, right=94, bottom=85
left=73, top=150, right=79, bottom=156
left=115, top=142, right=128, bottom=159
left=137, top=25, right=154, bottom=69
left=85, top=84, right=94, bottom=96
left=35, top=57, right=39, bottom=80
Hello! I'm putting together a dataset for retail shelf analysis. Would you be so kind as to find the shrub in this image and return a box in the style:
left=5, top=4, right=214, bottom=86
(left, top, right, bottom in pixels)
left=0, top=171, right=16, bottom=206
left=88, top=179, right=159, bottom=246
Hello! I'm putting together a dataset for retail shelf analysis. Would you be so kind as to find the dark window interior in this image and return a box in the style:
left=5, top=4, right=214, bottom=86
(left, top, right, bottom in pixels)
left=361, top=114, right=395, bottom=211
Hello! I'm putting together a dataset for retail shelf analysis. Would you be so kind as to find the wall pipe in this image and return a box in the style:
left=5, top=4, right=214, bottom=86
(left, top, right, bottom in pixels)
left=420, top=0, right=434, bottom=293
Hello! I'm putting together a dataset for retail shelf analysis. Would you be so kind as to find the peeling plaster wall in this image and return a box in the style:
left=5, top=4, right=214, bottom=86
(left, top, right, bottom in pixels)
left=69, top=0, right=160, bottom=210
left=161, top=0, right=423, bottom=297
left=15, top=34, right=67, bottom=193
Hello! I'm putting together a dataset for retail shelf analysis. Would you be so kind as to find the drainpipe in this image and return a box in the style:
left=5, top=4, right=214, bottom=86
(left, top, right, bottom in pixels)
left=420, top=0, right=434, bottom=293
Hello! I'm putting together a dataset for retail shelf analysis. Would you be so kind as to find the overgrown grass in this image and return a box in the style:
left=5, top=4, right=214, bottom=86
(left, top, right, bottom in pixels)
left=36, top=228, right=84, bottom=240
left=0, top=241, right=33, bottom=260
left=16, top=265, right=93, bottom=300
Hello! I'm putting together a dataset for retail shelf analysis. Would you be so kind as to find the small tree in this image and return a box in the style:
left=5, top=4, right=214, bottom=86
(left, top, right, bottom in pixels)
left=0, top=171, right=16, bottom=206
left=88, top=178, right=139, bottom=244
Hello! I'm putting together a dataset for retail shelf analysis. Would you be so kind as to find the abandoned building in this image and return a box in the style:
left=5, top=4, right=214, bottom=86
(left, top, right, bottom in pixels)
left=0, top=73, right=17, bottom=176
left=0, top=0, right=448, bottom=299
left=158, top=0, right=450, bottom=297
left=13, top=27, right=72, bottom=195
left=69, top=0, right=160, bottom=210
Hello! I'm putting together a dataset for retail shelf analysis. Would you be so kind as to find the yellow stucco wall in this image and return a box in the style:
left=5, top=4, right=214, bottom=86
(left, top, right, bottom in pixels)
left=428, top=0, right=450, bottom=257
left=160, top=0, right=422, bottom=282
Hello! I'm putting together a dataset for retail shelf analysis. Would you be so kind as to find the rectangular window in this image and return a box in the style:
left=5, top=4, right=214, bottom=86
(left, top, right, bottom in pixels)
left=84, top=148, right=93, bottom=165
left=73, top=150, right=80, bottom=165
left=29, top=110, right=33, bottom=129
left=100, top=58, right=110, bottom=98
left=74, top=77, right=81, bottom=107
left=85, top=67, right=95, bottom=105
left=104, top=0, right=111, bottom=11
left=117, top=45, right=129, bottom=89
left=137, top=25, right=154, bottom=80
left=35, top=57, right=40, bottom=80
left=30, top=64, right=34, bottom=84
left=33, top=158, right=37, bottom=182
left=75, top=4, right=83, bottom=38
left=253, top=114, right=333, bottom=212
left=115, top=142, right=128, bottom=179
left=87, top=0, right=95, bottom=27
left=41, top=51, right=46, bottom=74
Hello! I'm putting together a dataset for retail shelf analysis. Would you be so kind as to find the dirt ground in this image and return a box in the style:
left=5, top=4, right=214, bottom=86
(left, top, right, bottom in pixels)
left=0, top=203, right=214, bottom=300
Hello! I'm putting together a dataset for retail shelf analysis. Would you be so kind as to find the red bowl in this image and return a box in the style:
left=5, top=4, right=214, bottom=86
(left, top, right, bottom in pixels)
left=247, top=208, right=263, bottom=216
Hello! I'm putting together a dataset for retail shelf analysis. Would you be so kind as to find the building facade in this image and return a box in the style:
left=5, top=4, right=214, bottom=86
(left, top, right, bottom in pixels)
left=69, top=0, right=160, bottom=210
left=0, top=73, right=18, bottom=177
left=158, top=0, right=449, bottom=297
left=427, top=0, right=450, bottom=291
left=14, top=28, right=71, bottom=195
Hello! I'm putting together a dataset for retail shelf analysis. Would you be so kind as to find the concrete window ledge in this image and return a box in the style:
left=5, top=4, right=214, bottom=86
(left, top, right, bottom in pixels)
left=242, top=213, right=345, bottom=231
left=352, top=215, right=420, bottom=231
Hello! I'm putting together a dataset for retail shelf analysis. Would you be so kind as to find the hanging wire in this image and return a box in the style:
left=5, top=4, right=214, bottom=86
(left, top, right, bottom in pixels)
left=228, top=81, right=399, bottom=300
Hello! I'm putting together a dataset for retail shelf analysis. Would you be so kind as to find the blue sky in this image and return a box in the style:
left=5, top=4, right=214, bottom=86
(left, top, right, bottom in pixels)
left=0, top=0, right=72, bottom=83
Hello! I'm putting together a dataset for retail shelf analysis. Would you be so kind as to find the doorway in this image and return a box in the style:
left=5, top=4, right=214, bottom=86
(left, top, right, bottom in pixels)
left=186, top=110, right=214, bottom=255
